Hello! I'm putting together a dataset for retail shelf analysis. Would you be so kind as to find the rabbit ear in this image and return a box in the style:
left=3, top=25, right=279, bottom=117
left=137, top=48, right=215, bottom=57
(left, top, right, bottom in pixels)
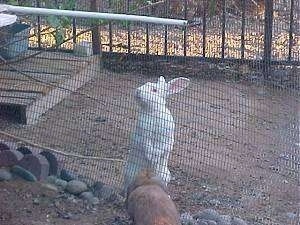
left=158, top=76, right=166, bottom=84
left=167, top=77, right=190, bottom=95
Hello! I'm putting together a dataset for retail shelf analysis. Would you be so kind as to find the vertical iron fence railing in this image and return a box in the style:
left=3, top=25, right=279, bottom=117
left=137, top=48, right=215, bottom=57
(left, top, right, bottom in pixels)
left=263, top=0, right=274, bottom=76
left=288, top=0, right=295, bottom=62
left=127, top=0, right=131, bottom=53
left=36, top=0, right=41, bottom=49
left=183, top=0, right=188, bottom=57
left=202, top=0, right=207, bottom=57
left=164, top=0, right=169, bottom=56
left=108, top=0, right=113, bottom=52
left=241, top=0, right=246, bottom=60
left=221, top=0, right=226, bottom=59
left=146, top=6, right=150, bottom=55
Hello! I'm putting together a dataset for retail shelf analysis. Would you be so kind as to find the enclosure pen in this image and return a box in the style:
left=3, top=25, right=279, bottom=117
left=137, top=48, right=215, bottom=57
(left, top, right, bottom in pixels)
left=0, top=1, right=299, bottom=225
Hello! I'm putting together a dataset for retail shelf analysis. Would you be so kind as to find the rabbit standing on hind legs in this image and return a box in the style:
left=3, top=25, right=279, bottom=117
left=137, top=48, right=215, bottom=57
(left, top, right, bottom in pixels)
left=123, top=76, right=190, bottom=193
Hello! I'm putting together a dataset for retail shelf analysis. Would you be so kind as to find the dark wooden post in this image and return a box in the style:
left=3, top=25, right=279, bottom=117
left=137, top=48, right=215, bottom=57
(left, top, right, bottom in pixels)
left=72, top=2, right=77, bottom=45
left=288, top=0, right=294, bottom=61
left=90, top=0, right=101, bottom=55
left=263, top=0, right=274, bottom=78
left=108, top=0, right=113, bottom=52
left=241, top=0, right=246, bottom=59
left=127, top=0, right=131, bottom=53
left=202, top=0, right=207, bottom=57
left=221, top=0, right=226, bottom=58
left=36, top=0, right=41, bottom=49
left=183, top=0, right=188, bottom=57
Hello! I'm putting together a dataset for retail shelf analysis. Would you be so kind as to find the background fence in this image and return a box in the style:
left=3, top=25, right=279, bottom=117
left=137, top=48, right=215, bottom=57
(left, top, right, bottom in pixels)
left=1, top=0, right=300, bottom=63
left=0, top=1, right=299, bottom=225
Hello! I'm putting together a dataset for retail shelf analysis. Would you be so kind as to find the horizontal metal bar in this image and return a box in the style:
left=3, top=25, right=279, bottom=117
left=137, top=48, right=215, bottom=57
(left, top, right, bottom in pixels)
left=1, top=4, right=188, bottom=26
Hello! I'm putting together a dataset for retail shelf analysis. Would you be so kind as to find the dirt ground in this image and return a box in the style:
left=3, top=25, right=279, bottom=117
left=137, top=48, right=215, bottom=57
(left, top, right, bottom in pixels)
left=0, top=58, right=299, bottom=225
left=0, top=179, right=129, bottom=225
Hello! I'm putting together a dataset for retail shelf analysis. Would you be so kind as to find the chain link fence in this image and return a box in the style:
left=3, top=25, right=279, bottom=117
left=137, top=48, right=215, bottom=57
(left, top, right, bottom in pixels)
left=0, top=0, right=299, bottom=225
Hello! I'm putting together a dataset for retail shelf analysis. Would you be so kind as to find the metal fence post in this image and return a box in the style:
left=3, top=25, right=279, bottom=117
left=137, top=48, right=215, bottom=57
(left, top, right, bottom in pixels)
left=263, top=0, right=274, bottom=78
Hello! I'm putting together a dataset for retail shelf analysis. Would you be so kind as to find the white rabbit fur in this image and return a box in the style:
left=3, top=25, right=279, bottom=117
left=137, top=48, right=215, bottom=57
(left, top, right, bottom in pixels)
left=123, top=76, right=190, bottom=193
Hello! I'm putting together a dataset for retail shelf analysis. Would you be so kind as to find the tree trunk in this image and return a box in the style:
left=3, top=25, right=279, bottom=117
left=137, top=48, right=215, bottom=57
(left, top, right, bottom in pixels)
left=90, top=0, right=102, bottom=55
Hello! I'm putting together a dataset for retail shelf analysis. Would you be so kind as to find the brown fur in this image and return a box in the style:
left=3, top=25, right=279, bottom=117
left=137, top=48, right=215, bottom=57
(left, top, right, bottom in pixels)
left=126, top=170, right=181, bottom=225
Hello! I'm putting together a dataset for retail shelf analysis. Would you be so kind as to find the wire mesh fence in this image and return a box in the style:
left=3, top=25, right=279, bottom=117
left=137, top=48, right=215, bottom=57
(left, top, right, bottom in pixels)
left=0, top=1, right=299, bottom=225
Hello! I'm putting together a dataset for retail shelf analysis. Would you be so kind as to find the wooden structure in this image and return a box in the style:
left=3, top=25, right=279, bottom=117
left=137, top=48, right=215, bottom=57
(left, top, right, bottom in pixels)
left=0, top=51, right=100, bottom=124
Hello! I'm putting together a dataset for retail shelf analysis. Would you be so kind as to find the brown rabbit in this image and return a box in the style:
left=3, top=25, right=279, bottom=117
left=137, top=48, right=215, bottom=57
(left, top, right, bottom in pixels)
left=126, top=169, right=181, bottom=225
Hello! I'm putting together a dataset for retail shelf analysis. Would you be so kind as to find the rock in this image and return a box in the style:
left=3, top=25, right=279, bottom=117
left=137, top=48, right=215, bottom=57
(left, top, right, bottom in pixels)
left=0, top=168, right=13, bottom=181
left=206, top=220, right=217, bottom=225
left=286, top=212, right=297, bottom=220
left=94, top=116, right=106, bottom=123
left=197, top=220, right=208, bottom=225
left=0, top=142, right=10, bottom=151
left=66, top=180, right=88, bottom=195
left=91, top=181, right=104, bottom=192
left=90, top=197, right=100, bottom=205
left=80, top=191, right=94, bottom=200
left=181, top=212, right=196, bottom=225
left=194, top=209, right=221, bottom=222
left=60, top=169, right=77, bottom=182
left=46, top=175, right=57, bottom=184
left=111, top=193, right=124, bottom=206
left=218, top=215, right=232, bottom=225
left=17, top=154, right=49, bottom=181
left=33, top=198, right=40, bottom=205
left=80, top=191, right=100, bottom=205
left=196, top=220, right=217, bottom=225
left=101, top=185, right=117, bottom=201
left=232, top=217, right=247, bottom=225
left=40, top=151, right=58, bottom=175
left=11, top=165, right=37, bottom=182
left=0, top=150, right=23, bottom=167
left=54, top=178, right=68, bottom=190
left=92, top=181, right=116, bottom=201
left=57, top=211, right=80, bottom=220
left=41, top=183, right=59, bottom=192
left=208, top=199, right=221, bottom=206
left=111, top=216, right=130, bottom=225
left=16, top=146, right=32, bottom=155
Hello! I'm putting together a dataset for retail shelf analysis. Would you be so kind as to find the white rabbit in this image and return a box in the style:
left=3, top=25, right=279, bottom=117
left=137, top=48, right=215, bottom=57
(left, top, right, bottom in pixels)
left=123, top=76, right=190, bottom=194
